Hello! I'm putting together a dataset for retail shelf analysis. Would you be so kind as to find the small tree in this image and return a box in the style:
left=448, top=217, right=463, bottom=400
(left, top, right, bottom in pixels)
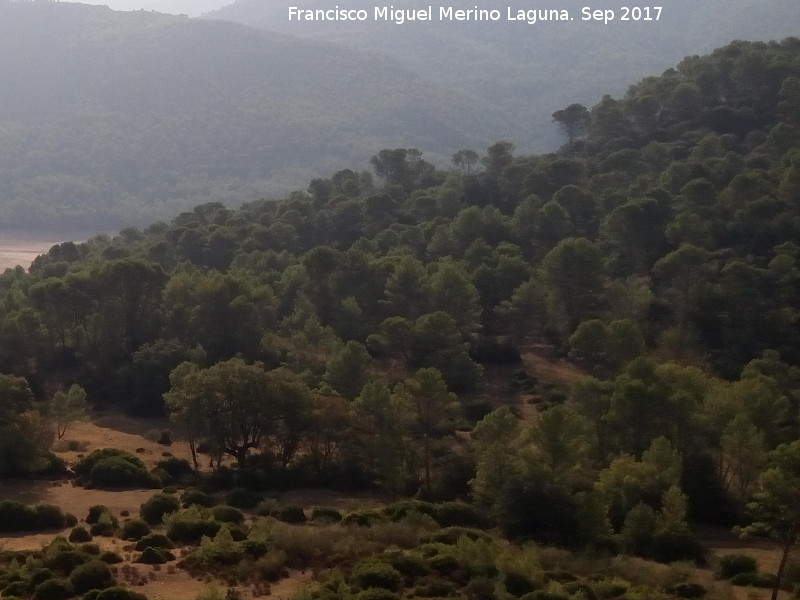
left=50, top=384, right=87, bottom=439
left=741, top=440, right=800, bottom=600
left=552, top=103, right=590, bottom=152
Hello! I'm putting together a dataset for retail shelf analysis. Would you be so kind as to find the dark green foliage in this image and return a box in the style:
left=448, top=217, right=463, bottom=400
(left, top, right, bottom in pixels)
left=423, top=527, right=492, bottom=545
left=355, top=589, right=399, bottom=600
left=165, top=514, right=221, bottom=543
left=79, top=543, right=101, bottom=556
left=44, top=549, right=90, bottom=573
left=89, top=512, right=118, bottom=537
left=384, top=501, right=438, bottom=522
left=225, top=487, right=263, bottom=509
left=729, top=572, right=777, bottom=588
left=69, top=526, right=93, bottom=543
left=342, top=510, right=388, bottom=527
left=211, top=505, right=245, bottom=525
left=413, top=576, right=458, bottom=598
left=134, top=533, right=174, bottom=551
left=69, top=560, right=115, bottom=594
left=241, top=540, right=269, bottom=559
left=93, top=587, right=150, bottom=600
left=382, top=551, right=429, bottom=578
left=670, top=583, right=707, bottom=598
left=433, top=503, right=487, bottom=528
left=3, top=581, right=28, bottom=596
left=29, top=569, right=56, bottom=588
left=136, top=547, right=175, bottom=564
left=140, top=493, right=180, bottom=525
left=718, top=554, right=759, bottom=579
left=504, top=572, right=538, bottom=597
left=311, top=507, right=342, bottom=523
left=33, top=579, right=74, bottom=600
left=75, top=449, right=160, bottom=489
left=181, top=489, right=214, bottom=508
left=120, top=519, right=151, bottom=540
left=86, top=505, right=111, bottom=524
left=351, top=561, right=404, bottom=591
left=0, top=501, right=65, bottom=532
left=155, top=457, right=193, bottom=482
left=99, top=551, right=124, bottom=564
left=270, top=505, right=307, bottom=524
left=427, top=554, right=461, bottom=576
left=651, top=529, right=704, bottom=563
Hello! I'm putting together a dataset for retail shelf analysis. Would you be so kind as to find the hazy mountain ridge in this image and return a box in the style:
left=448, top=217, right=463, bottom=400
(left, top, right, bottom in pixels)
left=0, top=1, right=510, bottom=230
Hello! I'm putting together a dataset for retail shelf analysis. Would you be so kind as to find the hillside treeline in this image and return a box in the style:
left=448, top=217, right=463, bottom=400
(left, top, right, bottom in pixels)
left=1, top=37, right=800, bottom=552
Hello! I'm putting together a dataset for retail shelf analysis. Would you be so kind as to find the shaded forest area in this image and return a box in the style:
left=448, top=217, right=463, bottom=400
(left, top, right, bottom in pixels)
left=2, top=36, right=800, bottom=600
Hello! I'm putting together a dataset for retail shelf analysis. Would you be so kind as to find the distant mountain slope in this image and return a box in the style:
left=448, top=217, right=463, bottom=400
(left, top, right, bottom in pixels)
left=0, top=1, right=510, bottom=230
left=207, top=0, right=800, bottom=148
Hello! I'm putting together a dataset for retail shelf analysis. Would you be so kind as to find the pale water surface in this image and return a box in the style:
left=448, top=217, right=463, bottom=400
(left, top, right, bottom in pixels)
left=0, top=234, right=74, bottom=272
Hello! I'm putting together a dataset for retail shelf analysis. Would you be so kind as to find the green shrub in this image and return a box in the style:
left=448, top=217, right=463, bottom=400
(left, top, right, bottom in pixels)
left=433, top=502, right=487, bottom=528
left=140, top=493, right=180, bottom=525
left=272, top=505, right=306, bottom=524
left=729, top=572, right=776, bottom=588
left=29, top=569, right=56, bottom=588
left=651, top=529, right=704, bottom=563
left=33, top=579, right=74, bottom=600
left=134, top=533, right=174, bottom=551
left=211, top=505, right=245, bottom=525
left=351, top=561, right=403, bottom=591
left=341, top=509, right=387, bottom=527
left=94, top=587, right=149, bottom=600
left=120, top=519, right=151, bottom=540
left=181, top=489, right=214, bottom=508
left=0, top=500, right=65, bottom=532
left=80, top=543, right=101, bottom=555
left=69, top=526, right=93, bottom=543
left=86, top=505, right=110, bottom=524
left=45, top=549, right=90, bottom=573
left=255, top=550, right=288, bottom=580
left=413, top=576, right=458, bottom=597
left=226, top=487, right=263, bottom=509
left=382, top=550, right=429, bottom=578
left=671, top=583, right=707, bottom=598
left=504, top=572, right=538, bottom=597
left=3, top=580, right=28, bottom=596
left=718, top=554, right=758, bottom=579
left=242, top=540, right=269, bottom=559
left=69, top=560, right=115, bottom=594
left=356, top=589, right=399, bottom=600
left=384, top=501, right=437, bottom=521
left=156, top=457, right=193, bottom=484
left=157, top=430, right=172, bottom=446
left=75, top=449, right=160, bottom=489
left=164, top=508, right=221, bottom=543
left=89, top=512, right=118, bottom=537
left=428, top=553, right=460, bottom=576
left=310, top=506, right=342, bottom=522
left=99, top=551, right=124, bottom=564
left=423, top=527, right=492, bottom=545
left=136, top=547, right=175, bottom=564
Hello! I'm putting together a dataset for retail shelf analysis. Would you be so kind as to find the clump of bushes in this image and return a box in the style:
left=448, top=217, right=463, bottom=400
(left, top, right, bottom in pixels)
left=351, top=559, right=404, bottom=592
left=89, top=512, right=118, bottom=537
left=342, top=509, right=387, bottom=527
left=0, top=501, right=66, bottom=532
left=68, top=560, right=115, bottom=594
left=87, top=587, right=149, bottom=600
left=181, top=488, right=214, bottom=508
left=164, top=507, right=221, bottom=543
left=226, top=487, right=263, bottom=509
left=717, top=554, right=758, bottom=579
left=211, top=505, right=245, bottom=525
left=68, top=525, right=92, bottom=543
left=269, top=505, right=307, bottom=524
left=33, top=578, right=74, bottom=600
left=134, top=533, right=174, bottom=551
left=136, top=547, right=175, bottom=564
left=311, top=507, right=342, bottom=523
left=140, top=493, right=180, bottom=525
left=120, top=518, right=151, bottom=540
left=74, top=449, right=160, bottom=489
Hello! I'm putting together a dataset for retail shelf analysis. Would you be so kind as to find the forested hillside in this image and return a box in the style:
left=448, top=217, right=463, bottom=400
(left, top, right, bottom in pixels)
left=0, top=1, right=508, bottom=230
left=2, top=34, right=800, bottom=559
left=208, top=0, right=800, bottom=150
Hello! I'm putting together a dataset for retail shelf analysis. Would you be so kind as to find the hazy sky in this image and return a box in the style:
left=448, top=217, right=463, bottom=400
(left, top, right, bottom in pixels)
left=74, top=0, right=232, bottom=17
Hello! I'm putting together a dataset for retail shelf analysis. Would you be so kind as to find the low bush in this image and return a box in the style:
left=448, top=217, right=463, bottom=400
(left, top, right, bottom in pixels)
left=356, top=589, right=399, bottom=600
left=729, top=572, right=776, bottom=588
left=140, top=493, right=180, bottom=525
left=423, top=527, right=492, bottom=545
left=412, top=576, right=458, bottom=597
left=44, top=549, right=90, bottom=573
left=93, top=587, right=149, bottom=600
left=342, top=509, right=387, bottom=527
left=351, top=560, right=404, bottom=592
left=383, top=501, right=437, bottom=522
left=718, top=554, right=758, bottom=579
left=3, top=581, right=28, bottom=596
left=29, top=569, right=56, bottom=588
left=670, top=583, right=707, bottom=598
left=68, top=560, right=115, bottom=594
left=504, top=572, right=538, bottom=597
left=181, top=489, right=214, bottom=508
left=120, top=519, right=151, bottom=540
left=255, top=550, right=288, bottom=580
left=164, top=507, right=221, bottom=543
left=311, top=507, right=342, bottom=523
left=99, top=550, right=124, bottom=564
left=86, top=505, right=111, bottom=524
left=89, top=512, right=118, bottom=537
left=226, top=487, right=263, bottom=509
left=75, top=449, right=160, bottom=489
left=33, top=579, right=73, bottom=600
left=68, top=526, right=93, bottom=543
left=0, top=500, right=66, bottom=532
left=80, top=543, right=101, bottom=555
left=271, top=505, right=307, bottom=524
left=134, top=533, right=175, bottom=551
left=433, top=502, right=487, bottom=528
left=211, top=505, right=245, bottom=525
left=136, top=547, right=175, bottom=564
left=382, top=551, right=429, bottom=578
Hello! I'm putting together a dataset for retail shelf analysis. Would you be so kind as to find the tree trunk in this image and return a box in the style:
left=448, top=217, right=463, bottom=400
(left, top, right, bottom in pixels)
left=772, top=540, right=792, bottom=600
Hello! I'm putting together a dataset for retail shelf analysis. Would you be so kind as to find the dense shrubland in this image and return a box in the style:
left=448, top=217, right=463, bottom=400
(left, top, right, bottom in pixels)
left=1, top=36, right=800, bottom=600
